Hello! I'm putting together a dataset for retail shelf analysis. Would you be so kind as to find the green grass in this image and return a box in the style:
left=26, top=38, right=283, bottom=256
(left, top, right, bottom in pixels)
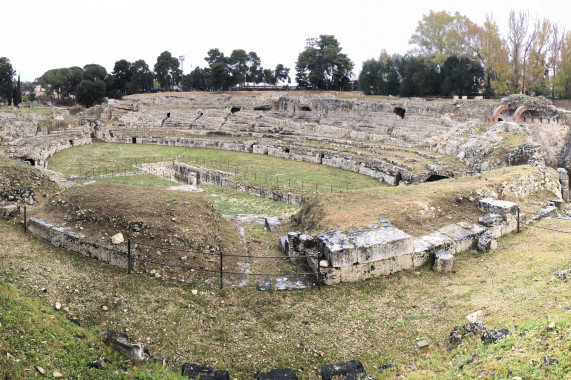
left=0, top=281, right=182, bottom=379
left=2, top=107, right=53, bottom=116
left=178, top=148, right=387, bottom=193
left=47, top=142, right=188, bottom=177
left=75, top=175, right=299, bottom=215
left=199, top=183, right=299, bottom=215
left=49, top=142, right=386, bottom=194
left=2, top=214, right=570, bottom=379
left=76, top=174, right=179, bottom=189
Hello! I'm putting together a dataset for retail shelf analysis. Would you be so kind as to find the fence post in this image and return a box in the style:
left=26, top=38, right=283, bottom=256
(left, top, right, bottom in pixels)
left=218, top=238, right=223, bottom=289
left=316, top=255, right=321, bottom=291
left=517, top=207, right=520, bottom=233
left=127, top=239, right=131, bottom=274
left=23, top=205, right=27, bottom=232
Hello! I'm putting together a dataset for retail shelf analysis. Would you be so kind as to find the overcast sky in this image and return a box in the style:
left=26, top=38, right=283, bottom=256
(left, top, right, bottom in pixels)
left=4, top=0, right=571, bottom=82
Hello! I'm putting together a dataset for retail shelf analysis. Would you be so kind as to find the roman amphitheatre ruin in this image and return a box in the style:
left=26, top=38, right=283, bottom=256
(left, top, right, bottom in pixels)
left=1, top=91, right=571, bottom=377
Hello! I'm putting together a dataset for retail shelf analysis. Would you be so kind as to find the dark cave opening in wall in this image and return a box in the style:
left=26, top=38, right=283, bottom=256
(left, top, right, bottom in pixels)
left=425, top=174, right=449, bottom=182
left=394, top=107, right=406, bottom=119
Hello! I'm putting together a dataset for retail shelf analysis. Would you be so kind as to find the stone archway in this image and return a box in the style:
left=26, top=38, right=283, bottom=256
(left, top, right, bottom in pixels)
left=489, top=105, right=509, bottom=122
left=512, top=106, right=529, bottom=123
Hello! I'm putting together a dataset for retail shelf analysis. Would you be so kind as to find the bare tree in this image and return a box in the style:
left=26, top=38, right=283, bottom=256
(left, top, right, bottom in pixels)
left=521, top=19, right=539, bottom=94
left=508, top=10, right=529, bottom=93
left=549, top=23, right=565, bottom=97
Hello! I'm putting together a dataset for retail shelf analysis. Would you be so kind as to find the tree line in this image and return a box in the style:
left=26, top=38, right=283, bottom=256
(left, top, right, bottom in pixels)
left=2, top=8, right=571, bottom=108
left=359, top=10, right=571, bottom=98
left=0, top=57, right=22, bottom=106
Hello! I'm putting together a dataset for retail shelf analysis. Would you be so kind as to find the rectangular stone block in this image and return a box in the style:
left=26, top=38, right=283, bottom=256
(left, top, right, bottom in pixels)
left=352, top=227, right=414, bottom=264
left=438, top=223, right=483, bottom=254
left=478, top=198, right=518, bottom=217
left=412, top=232, right=454, bottom=268
left=557, top=168, right=569, bottom=202
left=0, top=204, right=19, bottom=219
left=318, top=230, right=356, bottom=267
left=319, top=227, right=413, bottom=268
left=339, top=254, right=414, bottom=282
left=307, top=256, right=340, bottom=285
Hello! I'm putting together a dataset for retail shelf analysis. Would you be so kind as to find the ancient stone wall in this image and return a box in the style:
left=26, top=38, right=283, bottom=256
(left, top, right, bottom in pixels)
left=284, top=198, right=521, bottom=285
left=99, top=93, right=570, bottom=176
left=0, top=112, right=44, bottom=139
left=28, top=217, right=133, bottom=269
left=173, top=162, right=306, bottom=206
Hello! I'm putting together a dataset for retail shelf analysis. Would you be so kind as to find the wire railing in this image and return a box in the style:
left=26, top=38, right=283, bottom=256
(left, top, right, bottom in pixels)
left=128, top=239, right=321, bottom=290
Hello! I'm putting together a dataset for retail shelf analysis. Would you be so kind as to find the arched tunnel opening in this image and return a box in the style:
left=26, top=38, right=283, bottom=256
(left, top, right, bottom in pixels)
left=24, top=159, right=35, bottom=166
left=425, top=174, right=449, bottom=182
left=394, top=107, right=406, bottom=119
left=300, top=105, right=312, bottom=111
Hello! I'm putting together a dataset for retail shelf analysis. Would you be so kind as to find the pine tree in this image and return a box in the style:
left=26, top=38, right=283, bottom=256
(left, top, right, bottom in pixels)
left=12, top=74, right=22, bottom=107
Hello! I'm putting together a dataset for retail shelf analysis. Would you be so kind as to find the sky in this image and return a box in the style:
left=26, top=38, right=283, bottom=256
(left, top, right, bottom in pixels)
left=3, top=0, right=571, bottom=82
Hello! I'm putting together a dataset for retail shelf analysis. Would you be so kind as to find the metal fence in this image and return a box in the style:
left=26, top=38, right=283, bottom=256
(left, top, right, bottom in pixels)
left=127, top=239, right=321, bottom=290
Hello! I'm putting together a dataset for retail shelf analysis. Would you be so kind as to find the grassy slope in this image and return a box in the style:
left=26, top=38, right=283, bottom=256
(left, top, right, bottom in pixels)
left=0, top=280, right=181, bottom=379
left=1, top=215, right=570, bottom=379
left=32, top=183, right=245, bottom=279
left=0, top=155, right=59, bottom=198
left=76, top=175, right=299, bottom=216
left=294, top=165, right=560, bottom=237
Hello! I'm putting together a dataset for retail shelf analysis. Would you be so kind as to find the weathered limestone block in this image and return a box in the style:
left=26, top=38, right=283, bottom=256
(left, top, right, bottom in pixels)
left=351, top=227, right=413, bottom=264
left=28, top=217, right=131, bottom=269
left=412, top=232, right=454, bottom=268
left=286, top=232, right=301, bottom=257
left=557, top=168, right=570, bottom=202
left=438, top=223, right=484, bottom=253
left=279, top=236, right=288, bottom=254
left=317, top=230, right=354, bottom=267
left=478, top=214, right=504, bottom=227
left=101, top=330, right=149, bottom=362
left=539, top=206, right=558, bottom=218
left=111, top=233, right=124, bottom=245
left=264, top=216, right=281, bottom=232
left=478, top=198, right=518, bottom=217
left=432, top=250, right=454, bottom=272
left=339, top=254, right=414, bottom=282
left=0, top=204, right=19, bottom=219
left=318, top=227, right=413, bottom=268
left=307, top=256, right=340, bottom=285
left=477, top=230, right=497, bottom=252
left=483, top=214, right=518, bottom=238
left=275, top=276, right=309, bottom=291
